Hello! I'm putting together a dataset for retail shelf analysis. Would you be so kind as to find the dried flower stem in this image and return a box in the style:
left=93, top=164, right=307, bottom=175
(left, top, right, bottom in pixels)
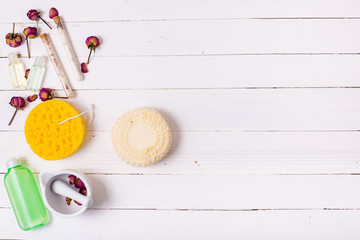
left=12, top=23, right=15, bottom=35
left=26, top=37, right=30, bottom=58
left=87, top=48, right=92, bottom=64
left=8, top=109, right=18, bottom=126
left=38, top=16, right=52, bottom=29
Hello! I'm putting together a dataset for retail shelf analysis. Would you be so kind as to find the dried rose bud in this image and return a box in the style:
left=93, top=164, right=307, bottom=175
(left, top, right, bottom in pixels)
left=81, top=62, right=88, bottom=73
left=68, top=175, right=76, bottom=185
left=27, top=9, right=52, bottom=29
left=23, top=27, right=38, bottom=58
left=49, top=7, right=59, bottom=19
left=74, top=178, right=85, bottom=189
left=8, top=97, right=26, bottom=125
left=25, top=69, right=30, bottom=79
left=27, top=94, right=38, bottom=102
left=85, top=36, right=100, bottom=64
left=79, top=186, right=87, bottom=196
left=39, top=88, right=54, bottom=101
left=66, top=197, right=72, bottom=205
left=5, top=23, right=22, bottom=48
left=74, top=200, right=82, bottom=206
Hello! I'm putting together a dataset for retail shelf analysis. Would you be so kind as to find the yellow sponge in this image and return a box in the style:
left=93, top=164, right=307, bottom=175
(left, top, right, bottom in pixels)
left=25, top=99, right=87, bottom=160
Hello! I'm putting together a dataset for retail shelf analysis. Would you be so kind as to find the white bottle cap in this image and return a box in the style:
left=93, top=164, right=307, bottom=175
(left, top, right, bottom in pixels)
left=34, top=56, right=47, bottom=67
left=5, top=158, right=20, bottom=169
left=8, top=52, right=18, bottom=64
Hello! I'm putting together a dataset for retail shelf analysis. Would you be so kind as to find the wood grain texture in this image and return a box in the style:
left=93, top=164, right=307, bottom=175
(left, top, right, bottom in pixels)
left=2, top=0, right=360, bottom=22
left=0, top=209, right=360, bottom=240
left=2, top=89, right=360, bottom=131
left=1, top=131, right=360, bottom=174
left=2, top=55, right=360, bottom=90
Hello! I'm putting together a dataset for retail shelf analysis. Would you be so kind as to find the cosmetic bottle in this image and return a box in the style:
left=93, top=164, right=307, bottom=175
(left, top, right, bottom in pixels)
left=4, top=158, right=48, bottom=231
left=26, top=56, right=47, bottom=91
left=8, top=52, right=26, bottom=89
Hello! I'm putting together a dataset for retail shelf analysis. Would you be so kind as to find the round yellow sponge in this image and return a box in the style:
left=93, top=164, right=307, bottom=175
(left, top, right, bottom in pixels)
left=25, top=100, right=87, bottom=160
left=111, top=108, right=172, bottom=166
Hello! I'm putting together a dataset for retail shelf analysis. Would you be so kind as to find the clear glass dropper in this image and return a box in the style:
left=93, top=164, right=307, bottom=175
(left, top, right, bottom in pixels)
left=53, top=16, right=84, bottom=81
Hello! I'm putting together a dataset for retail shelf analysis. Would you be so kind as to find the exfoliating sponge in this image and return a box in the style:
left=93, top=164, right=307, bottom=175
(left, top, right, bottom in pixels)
left=25, top=99, right=87, bottom=160
left=111, top=108, right=172, bottom=166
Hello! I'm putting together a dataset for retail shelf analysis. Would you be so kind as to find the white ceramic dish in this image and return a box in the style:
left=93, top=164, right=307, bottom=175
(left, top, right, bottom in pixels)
left=39, top=170, right=93, bottom=218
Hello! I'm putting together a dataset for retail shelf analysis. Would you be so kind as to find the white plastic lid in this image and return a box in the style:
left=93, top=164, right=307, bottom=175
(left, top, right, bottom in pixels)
left=34, top=56, right=47, bottom=67
left=8, top=52, right=18, bottom=64
left=5, top=158, right=20, bottom=169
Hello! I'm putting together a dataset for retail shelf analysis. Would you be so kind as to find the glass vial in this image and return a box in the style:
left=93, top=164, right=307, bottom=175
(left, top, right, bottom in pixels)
left=26, top=56, right=47, bottom=91
left=4, top=158, right=48, bottom=231
left=8, top=52, right=26, bottom=89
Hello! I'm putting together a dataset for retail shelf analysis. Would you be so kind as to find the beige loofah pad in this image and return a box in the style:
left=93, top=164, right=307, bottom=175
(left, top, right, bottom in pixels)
left=111, top=108, right=172, bottom=166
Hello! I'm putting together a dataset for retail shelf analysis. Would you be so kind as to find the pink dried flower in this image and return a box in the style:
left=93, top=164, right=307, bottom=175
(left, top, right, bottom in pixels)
left=81, top=62, right=88, bottom=73
left=23, top=27, right=38, bottom=58
left=68, top=175, right=76, bottom=185
left=27, top=94, right=38, bottom=102
left=39, top=88, right=54, bottom=101
left=27, top=9, right=52, bottom=29
left=66, top=197, right=72, bottom=205
left=8, top=97, right=26, bottom=125
left=74, top=178, right=85, bottom=189
left=25, top=69, right=30, bottom=79
left=49, top=7, right=59, bottom=19
left=5, top=23, right=22, bottom=48
left=85, top=36, right=100, bottom=64
left=79, top=186, right=87, bottom=196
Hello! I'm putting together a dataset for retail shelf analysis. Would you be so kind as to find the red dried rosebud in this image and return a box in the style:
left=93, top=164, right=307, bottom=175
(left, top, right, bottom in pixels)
left=81, top=62, right=88, bottom=73
left=27, top=9, right=38, bottom=21
left=10, top=97, right=26, bottom=110
left=79, top=186, right=87, bottom=196
left=23, top=27, right=37, bottom=39
left=25, top=69, right=30, bottom=79
left=39, top=88, right=54, bottom=101
left=27, top=9, right=52, bottom=29
left=8, top=96, right=26, bottom=125
left=85, top=36, right=100, bottom=64
left=74, top=178, right=85, bottom=189
left=68, top=175, right=76, bottom=185
left=27, top=94, right=38, bottom=102
left=49, top=7, right=59, bottom=19
left=5, top=23, right=22, bottom=48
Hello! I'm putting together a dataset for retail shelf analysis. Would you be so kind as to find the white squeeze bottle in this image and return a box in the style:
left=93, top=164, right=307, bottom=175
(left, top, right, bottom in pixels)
left=8, top=52, right=26, bottom=89
left=26, top=56, right=47, bottom=91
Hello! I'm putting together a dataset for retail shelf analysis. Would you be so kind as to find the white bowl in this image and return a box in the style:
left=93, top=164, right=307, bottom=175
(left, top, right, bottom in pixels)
left=39, top=170, right=93, bottom=218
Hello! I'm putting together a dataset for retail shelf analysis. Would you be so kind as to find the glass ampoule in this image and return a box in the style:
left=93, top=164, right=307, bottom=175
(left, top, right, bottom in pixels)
left=26, top=56, right=47, bottom=91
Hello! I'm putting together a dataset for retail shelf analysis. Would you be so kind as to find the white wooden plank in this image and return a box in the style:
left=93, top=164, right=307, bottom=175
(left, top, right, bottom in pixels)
left=1, top=89, right=360, bottom=131
left=0, top=208, right=359, bottom=239
left=2, top=0, right=360, bottom=23
left=2, top=175, right=360, bottom=209
left=1, top=20, right=360, bottom=59
left=2, top=55, right=360, bottom=90
left=0, top=131, right=360, bottom=174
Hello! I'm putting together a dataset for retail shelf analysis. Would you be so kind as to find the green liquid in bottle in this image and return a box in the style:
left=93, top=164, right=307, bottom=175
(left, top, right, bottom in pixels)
left=4, top=159, right=48, bottom=231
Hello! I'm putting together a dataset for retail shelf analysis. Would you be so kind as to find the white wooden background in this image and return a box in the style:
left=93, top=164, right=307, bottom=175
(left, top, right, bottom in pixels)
left=1, top=0, right=360, bottom=239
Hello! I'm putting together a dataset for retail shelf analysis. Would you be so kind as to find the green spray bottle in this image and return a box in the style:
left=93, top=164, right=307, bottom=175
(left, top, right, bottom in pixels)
left=4, top=158, right=48, bottom=230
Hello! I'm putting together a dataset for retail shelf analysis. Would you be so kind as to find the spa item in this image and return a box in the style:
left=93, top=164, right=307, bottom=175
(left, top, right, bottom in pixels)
left=25, top=99, right=87, bottom=160
left=52, top=16, right=84, bottom=81
left=40, top=33, right=73, bottom=98
left=4, top=158, right=48, bottom=230
left=111, top=108, right=172, bottom=166
left=40, top=170, right=93, bottom=218
left=8, top=52, right=26, bottom=89
left=26, top=56, right=47, bottom=91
